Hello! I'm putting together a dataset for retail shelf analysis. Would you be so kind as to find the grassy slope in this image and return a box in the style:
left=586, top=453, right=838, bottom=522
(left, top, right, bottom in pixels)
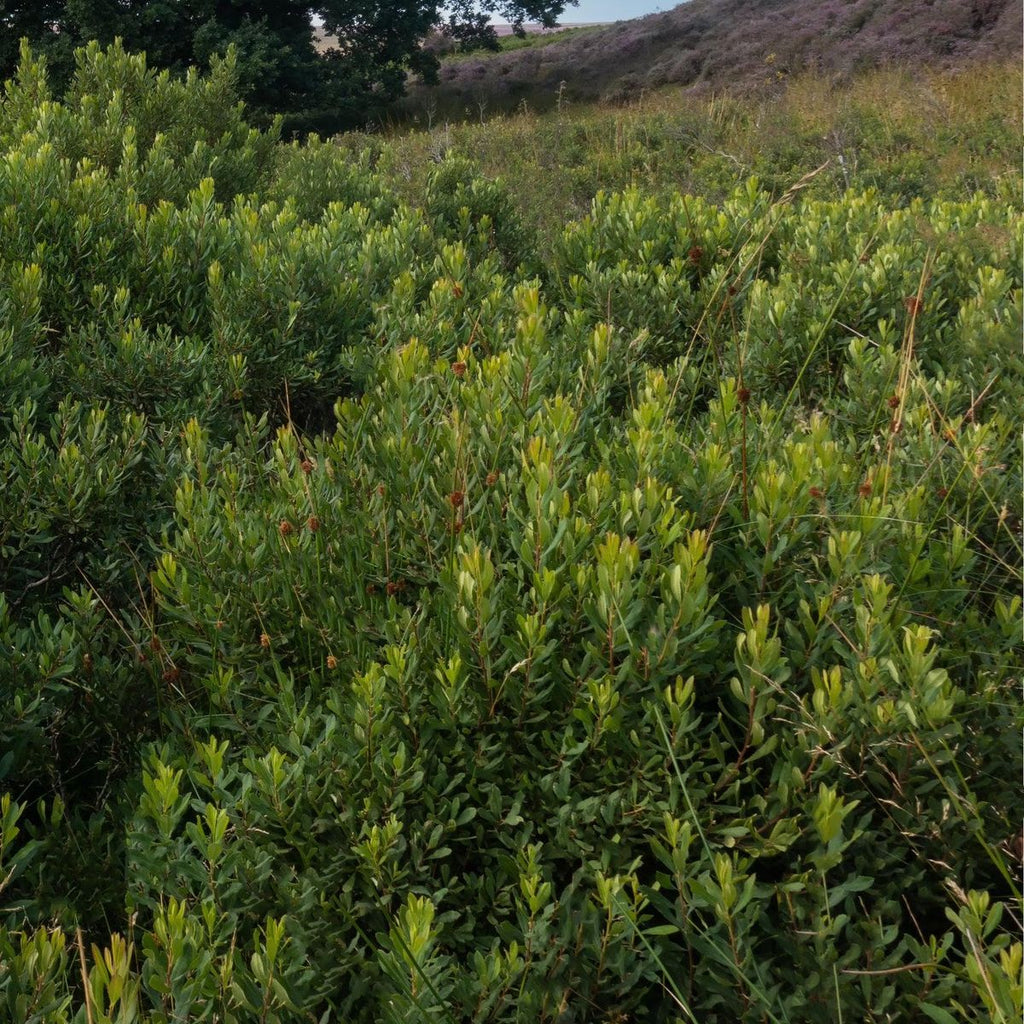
left=350, top=62, right=1021, bottom=249
left=396, top=0, right=1022, bottom=117
left=437, top=23, right=608, bottom=61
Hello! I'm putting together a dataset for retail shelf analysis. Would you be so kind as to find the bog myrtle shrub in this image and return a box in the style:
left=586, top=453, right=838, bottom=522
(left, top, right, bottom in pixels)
left=425, top=152, right=537, bottom=273
left=1, top=43, right=1021, bottom=1024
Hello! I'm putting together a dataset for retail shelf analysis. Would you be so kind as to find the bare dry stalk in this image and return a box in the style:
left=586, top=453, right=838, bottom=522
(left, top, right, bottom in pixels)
left=76, top=926, right=95, bottom=1024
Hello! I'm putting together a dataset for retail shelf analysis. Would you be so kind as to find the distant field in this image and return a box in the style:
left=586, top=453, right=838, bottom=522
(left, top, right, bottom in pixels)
left=491, top=21, right=609, bottom=34
left=314, top=22, right=608, bottom=54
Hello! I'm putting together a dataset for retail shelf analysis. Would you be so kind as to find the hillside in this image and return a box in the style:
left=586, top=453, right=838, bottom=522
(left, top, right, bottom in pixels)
left=401, top=0, right=1022, bottom=114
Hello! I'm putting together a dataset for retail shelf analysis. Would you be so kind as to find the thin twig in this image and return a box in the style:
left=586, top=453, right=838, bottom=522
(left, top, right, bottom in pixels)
left=841, top=962, right=938, bottom=976
left=76, top=926, right=95, bottom=1024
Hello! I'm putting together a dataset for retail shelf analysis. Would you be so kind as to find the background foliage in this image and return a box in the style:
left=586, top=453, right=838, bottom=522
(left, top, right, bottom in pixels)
left=0, top=43, right=1021, bottom=1023
left=0, top=0, right=573, bottom=133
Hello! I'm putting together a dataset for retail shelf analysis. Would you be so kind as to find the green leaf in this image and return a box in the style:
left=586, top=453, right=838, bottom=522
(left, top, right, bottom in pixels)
left=919, top=1004, right=959, bottom=1024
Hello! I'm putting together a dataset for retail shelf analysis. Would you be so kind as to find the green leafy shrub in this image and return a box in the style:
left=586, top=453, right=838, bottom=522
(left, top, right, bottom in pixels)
left=1, top=41, right=1020, bottom=1024
left=0, top=41, right=439, bottom=937
left=271, top=135, right=397, bottom=224
left=425, top=152, right=538, bottom=273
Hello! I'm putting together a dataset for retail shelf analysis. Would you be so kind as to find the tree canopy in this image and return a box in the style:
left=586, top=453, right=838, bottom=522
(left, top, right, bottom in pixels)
left=0, top=0, right=575, bottom=131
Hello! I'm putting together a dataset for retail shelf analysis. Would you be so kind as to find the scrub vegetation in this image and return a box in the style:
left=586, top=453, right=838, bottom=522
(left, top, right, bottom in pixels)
left=0, top=34, right=1020, bottom=1024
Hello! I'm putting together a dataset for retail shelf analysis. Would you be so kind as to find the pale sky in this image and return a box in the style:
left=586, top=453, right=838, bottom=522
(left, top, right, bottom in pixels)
left=554, top=0, right=668, bottom=22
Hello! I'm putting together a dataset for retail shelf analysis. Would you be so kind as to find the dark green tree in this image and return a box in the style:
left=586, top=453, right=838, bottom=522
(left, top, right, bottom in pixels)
left=0, top=0, right=575, bottom=131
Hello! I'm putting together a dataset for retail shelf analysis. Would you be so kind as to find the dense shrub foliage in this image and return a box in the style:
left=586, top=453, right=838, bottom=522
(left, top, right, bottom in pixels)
left=0, top=0, right=572, bottom=133
left=1, top=45, right=1021, bottom=1023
